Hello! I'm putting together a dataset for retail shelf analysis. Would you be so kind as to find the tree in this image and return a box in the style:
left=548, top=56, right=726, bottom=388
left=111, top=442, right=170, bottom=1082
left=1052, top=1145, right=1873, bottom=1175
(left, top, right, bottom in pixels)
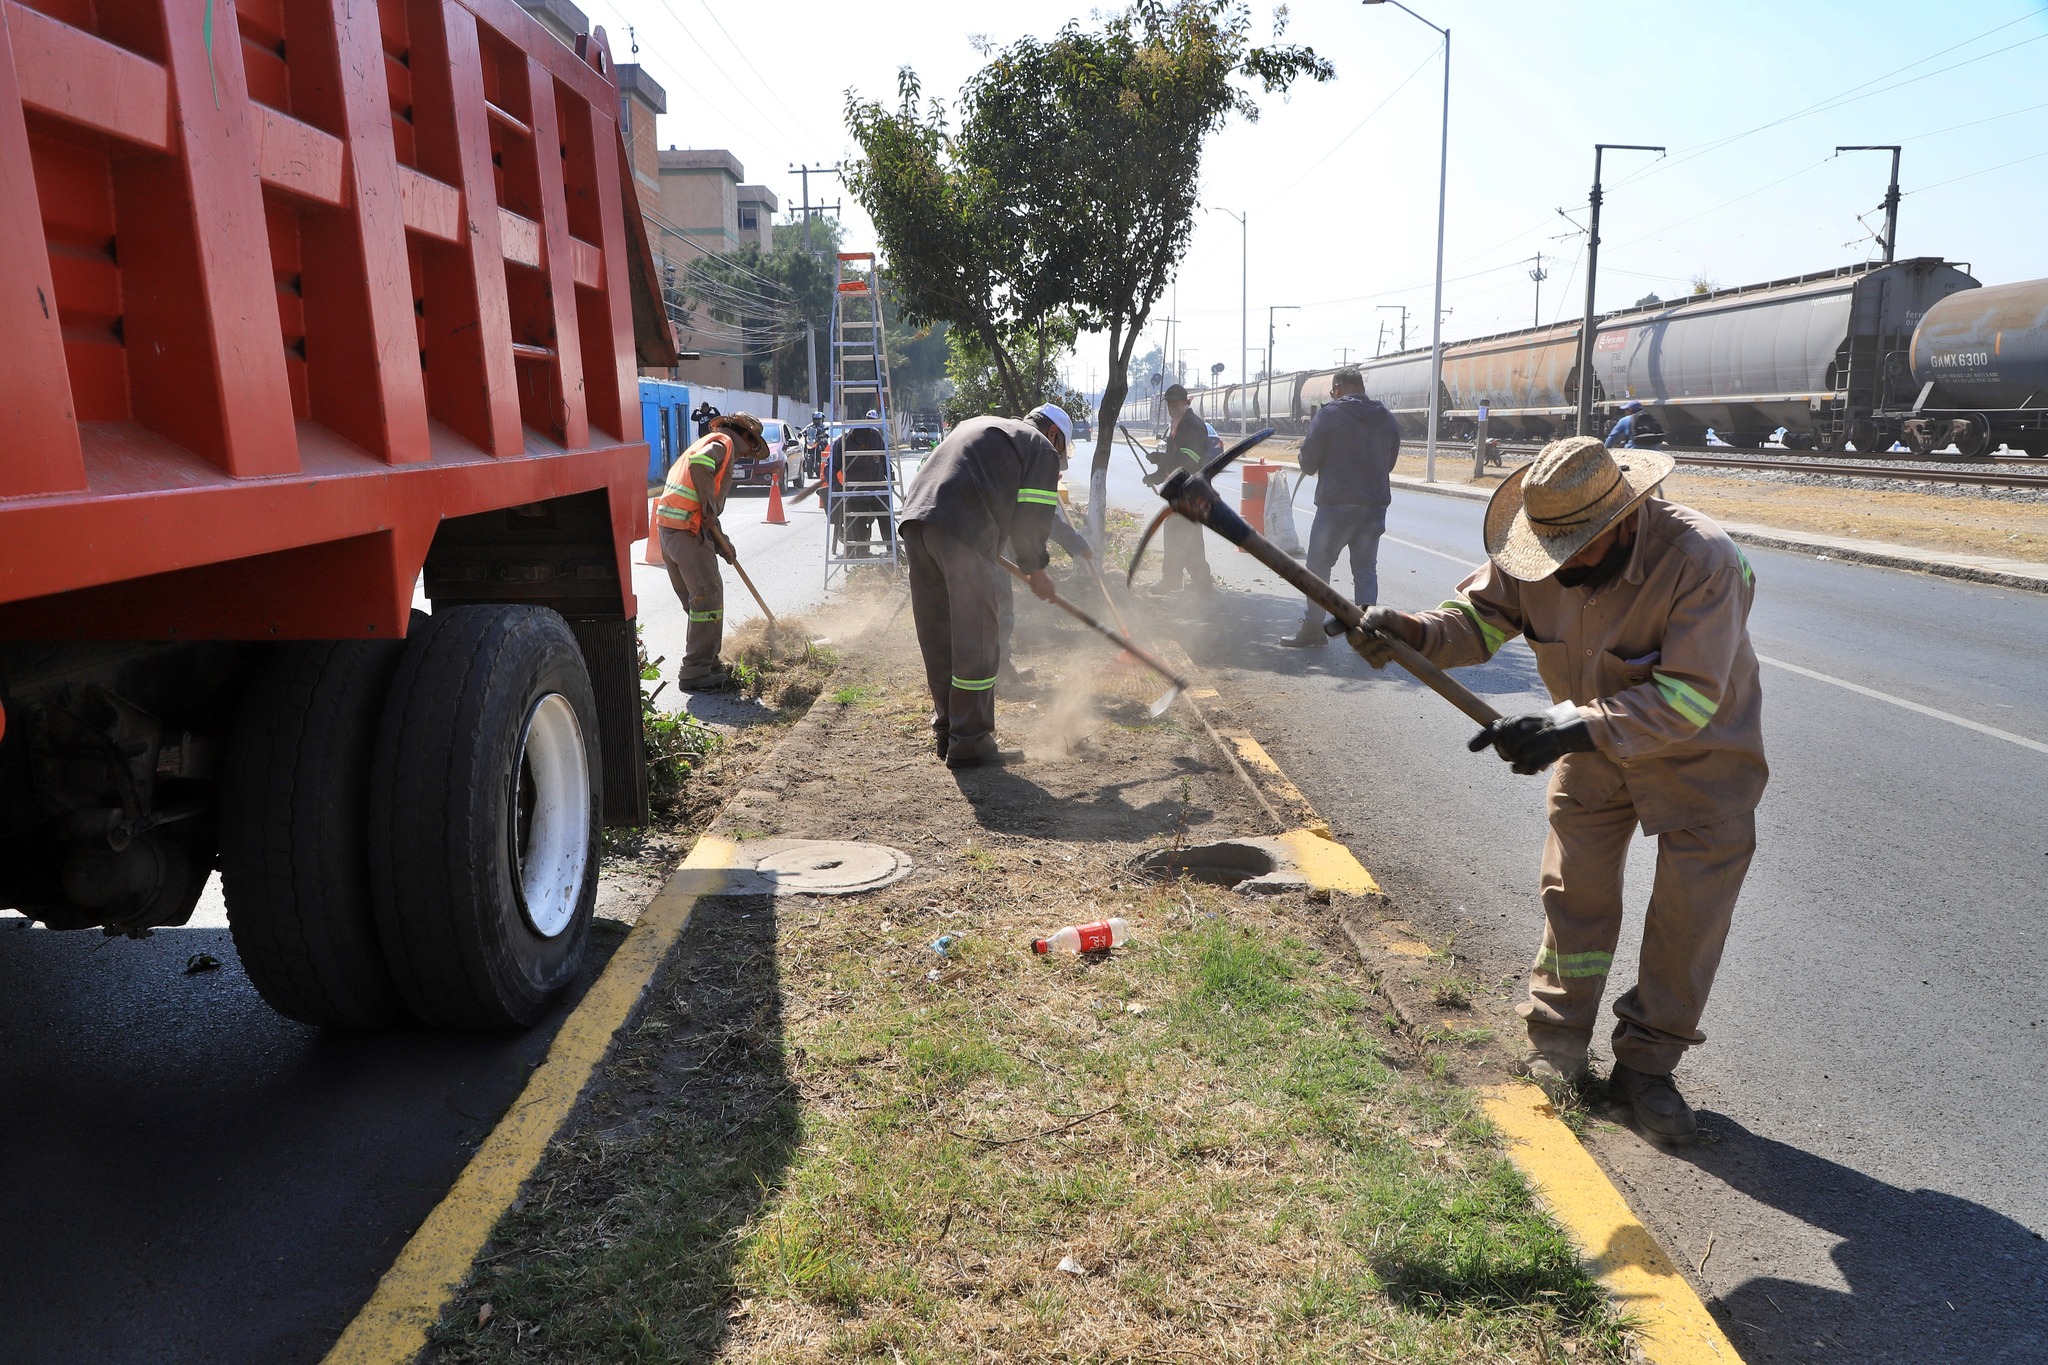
left=940, top=315, right=1077, bottom=424
left=845, top=71, right=1056, bottom=415
left=848, top=3, right=1328, bottom=545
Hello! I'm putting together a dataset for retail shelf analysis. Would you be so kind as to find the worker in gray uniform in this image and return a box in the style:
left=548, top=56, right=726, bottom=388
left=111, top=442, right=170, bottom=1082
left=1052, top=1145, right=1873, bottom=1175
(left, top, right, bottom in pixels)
left=1143, top=384, right=1214, bottom=593
left=994, top=405, right=1095, bottom=684
left=899, top=415, right=1063, bottom=768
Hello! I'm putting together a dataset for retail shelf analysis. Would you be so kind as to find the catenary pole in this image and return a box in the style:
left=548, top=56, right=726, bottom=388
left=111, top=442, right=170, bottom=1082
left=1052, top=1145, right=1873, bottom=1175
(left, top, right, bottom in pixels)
left=1576, top=143, right=1664, bottom=438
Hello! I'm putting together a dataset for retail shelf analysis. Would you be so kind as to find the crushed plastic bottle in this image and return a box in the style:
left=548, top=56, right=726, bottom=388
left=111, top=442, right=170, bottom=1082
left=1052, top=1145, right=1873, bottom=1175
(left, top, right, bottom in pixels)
left=1031, top=917, right=1130, bottom=955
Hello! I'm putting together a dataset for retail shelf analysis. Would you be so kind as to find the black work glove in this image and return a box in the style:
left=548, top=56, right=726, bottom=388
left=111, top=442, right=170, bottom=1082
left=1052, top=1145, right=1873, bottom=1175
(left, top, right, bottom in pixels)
left=1469, top=704, right=1598, bottom=775
left=1343, top=605, right=1424, bottom=669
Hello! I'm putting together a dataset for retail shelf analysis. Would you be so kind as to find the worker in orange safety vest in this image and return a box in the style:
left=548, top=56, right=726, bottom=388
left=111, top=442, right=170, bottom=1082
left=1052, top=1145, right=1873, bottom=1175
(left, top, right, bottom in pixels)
left=655, top=413, right=765, bottom=691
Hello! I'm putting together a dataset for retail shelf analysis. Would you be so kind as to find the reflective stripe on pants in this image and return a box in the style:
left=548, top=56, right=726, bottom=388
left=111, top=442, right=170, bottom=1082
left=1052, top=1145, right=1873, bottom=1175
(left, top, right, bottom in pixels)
left=661, top=528, right=726, bottom=669
left=1522, top=780, right=1756, bottom=1074
left=903, top=522, right=1001, bottom=747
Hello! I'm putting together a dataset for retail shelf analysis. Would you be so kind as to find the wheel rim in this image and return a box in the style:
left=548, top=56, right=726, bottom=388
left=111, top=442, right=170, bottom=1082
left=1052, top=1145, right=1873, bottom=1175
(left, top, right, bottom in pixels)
left=510, top=693, right=591, bottom=938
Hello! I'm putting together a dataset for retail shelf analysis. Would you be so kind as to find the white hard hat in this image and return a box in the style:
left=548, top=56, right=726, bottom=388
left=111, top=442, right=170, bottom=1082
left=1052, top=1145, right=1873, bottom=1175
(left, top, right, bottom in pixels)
left=865, top=409, right=879, bottom=419
left=1026, top=403, right=1073, bottom=445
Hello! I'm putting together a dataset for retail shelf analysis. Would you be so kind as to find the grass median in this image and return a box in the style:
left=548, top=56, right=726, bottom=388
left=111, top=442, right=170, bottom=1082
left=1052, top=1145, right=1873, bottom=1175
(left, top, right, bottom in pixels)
left=433, top=874, right=1623, bottom=1363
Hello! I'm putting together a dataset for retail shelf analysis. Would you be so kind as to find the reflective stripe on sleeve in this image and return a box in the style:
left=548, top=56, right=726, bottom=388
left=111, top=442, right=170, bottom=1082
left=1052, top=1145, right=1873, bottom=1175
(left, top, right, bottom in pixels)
left=951, top=675, right=997, bottom=692
left=1737, top=548, right=1755, bottom=586
left=1016, top=488, right=1061, bottom=506
left=1537, top=947, right=1614, bottom=979
left=1654, top=671, right=1718, bottom=728
left=1440, top=598, right=1507, bottom=659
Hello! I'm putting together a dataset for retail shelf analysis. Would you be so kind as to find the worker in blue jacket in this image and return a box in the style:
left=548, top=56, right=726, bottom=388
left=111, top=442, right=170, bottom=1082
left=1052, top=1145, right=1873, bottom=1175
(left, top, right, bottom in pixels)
left=1606, top=400, right=1664, bottom=449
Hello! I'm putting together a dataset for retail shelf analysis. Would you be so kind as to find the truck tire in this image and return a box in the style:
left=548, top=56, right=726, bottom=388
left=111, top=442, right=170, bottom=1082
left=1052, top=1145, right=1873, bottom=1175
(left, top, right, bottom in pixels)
left=369, top=605, right=601, bottom=1028
left=220, top=640, right=410, bottom=1028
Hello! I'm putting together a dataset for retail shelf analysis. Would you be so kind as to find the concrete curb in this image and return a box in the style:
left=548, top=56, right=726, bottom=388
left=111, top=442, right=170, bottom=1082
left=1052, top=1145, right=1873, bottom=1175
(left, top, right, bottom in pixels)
left=1388, top=473, right=2048, bottom=595
left=1176, top=655, right=1744, bottom=1365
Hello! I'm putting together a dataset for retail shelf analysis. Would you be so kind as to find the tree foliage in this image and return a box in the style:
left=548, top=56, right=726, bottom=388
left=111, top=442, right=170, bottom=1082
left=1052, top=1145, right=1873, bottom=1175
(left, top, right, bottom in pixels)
left=843, top=2, right=1329, bottom=532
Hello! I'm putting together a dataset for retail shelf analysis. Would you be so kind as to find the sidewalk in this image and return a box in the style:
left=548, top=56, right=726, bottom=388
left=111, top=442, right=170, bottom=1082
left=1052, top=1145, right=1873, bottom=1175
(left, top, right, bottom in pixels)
left=1388, top=474, right=2048, bottom=594
left=415, top=582, right=1719, bottom=1364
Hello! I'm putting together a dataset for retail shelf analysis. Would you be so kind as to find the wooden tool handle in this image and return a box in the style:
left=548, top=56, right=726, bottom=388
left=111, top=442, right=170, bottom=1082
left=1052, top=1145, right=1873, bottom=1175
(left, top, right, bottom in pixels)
left=997, top=558, right=1189, bottom=692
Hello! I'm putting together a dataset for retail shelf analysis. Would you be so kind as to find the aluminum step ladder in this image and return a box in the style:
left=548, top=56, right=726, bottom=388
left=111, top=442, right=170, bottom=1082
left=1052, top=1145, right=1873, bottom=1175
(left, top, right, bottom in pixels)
left=825, top=252, right=904, bottom=583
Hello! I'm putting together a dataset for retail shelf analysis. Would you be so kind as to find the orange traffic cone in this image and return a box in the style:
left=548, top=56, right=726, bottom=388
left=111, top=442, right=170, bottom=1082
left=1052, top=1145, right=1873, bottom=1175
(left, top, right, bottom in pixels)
left=642, top=497, right=664, bottom=565
left=763, top=475, right=788, bottom=525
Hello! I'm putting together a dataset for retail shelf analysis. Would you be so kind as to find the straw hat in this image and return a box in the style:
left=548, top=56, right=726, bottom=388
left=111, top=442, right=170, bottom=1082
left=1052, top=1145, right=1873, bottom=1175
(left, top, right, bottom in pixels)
left=1483, top=436, right=1673, bottom=581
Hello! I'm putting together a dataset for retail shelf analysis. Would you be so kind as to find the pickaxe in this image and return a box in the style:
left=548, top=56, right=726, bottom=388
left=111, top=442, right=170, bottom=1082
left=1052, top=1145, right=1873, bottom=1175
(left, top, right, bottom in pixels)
left=997, top=557, right=1188, bottom=717
left=1128, top=429, right=1501, bottom=728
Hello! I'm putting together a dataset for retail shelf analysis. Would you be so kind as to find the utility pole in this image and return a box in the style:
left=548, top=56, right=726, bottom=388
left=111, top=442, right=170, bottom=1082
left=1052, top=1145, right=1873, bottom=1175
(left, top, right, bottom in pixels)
left=1374, top=323, right=1389, bottom=358
left=1835, top=144, right=1902, bottom=262
left=804, top=320, right=818, bottom=414
left=1375, top=304, right=1409, bottom=352
left=1267, top=305, right=1299, bottom=382
left=788, top=163, right=842, bottom=253
left=1577, top=142, right=1665, bottom=438
left=1527, top=253, right=1549, bottom=328
left=1336, top=347, right=1350, bottom=365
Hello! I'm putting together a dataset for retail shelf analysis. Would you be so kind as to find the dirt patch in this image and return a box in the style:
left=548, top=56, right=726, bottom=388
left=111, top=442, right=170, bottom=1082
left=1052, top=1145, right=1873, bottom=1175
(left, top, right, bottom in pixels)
left=427, top=597, right=1627, bottom=1363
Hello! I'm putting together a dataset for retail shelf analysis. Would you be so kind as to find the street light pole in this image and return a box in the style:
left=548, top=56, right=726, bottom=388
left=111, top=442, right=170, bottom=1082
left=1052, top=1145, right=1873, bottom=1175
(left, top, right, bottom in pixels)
left=1576, top=142, right=1665, bottom=439
left=1835, top=144, right=1902, bottom=262
left=1375, top=304, right=1409, bottom=352
left=1364, top=0, right=1449, bottom=480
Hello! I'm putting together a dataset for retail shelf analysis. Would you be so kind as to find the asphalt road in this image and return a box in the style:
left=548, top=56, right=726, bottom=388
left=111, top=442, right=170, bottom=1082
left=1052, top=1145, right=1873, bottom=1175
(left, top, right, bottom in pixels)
left=1090, top=438, right=2048, bottom=1363
left=0, top=483, right=845, bottom=1364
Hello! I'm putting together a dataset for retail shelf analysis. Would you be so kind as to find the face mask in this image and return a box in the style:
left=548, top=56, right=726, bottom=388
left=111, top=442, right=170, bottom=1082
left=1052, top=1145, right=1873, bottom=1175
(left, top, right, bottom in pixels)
left=1553, top=530, right=1633, bottom=589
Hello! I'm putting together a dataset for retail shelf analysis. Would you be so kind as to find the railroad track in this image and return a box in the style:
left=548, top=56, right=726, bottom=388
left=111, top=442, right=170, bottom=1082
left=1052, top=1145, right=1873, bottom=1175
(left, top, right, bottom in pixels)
left=1394, top=441, right=2048, bottom=490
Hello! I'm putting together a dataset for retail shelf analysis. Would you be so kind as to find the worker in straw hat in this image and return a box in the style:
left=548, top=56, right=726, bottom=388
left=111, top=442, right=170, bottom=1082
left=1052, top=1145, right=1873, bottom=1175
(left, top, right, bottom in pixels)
left=1351, top=436, right=1765, bottom=1144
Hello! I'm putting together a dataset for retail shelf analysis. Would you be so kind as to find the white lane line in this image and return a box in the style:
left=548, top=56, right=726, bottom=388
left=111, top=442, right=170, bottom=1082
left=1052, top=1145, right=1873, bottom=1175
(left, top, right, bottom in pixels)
left=1385, top=533, right=1477, bottom=568
left=1758, top=654, right=2048, bottom=756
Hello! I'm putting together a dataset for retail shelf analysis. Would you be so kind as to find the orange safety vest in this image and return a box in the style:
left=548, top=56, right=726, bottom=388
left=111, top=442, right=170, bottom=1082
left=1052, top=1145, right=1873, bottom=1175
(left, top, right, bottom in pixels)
left=655, top=432, right=735, bottom=535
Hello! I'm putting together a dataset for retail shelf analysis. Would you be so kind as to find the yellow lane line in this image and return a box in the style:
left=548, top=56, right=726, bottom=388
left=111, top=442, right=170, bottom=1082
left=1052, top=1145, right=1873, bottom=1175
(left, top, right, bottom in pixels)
left=1480, top=1083, right=1743, bottom=1364
left=320, top=834, right=739, bottom=1365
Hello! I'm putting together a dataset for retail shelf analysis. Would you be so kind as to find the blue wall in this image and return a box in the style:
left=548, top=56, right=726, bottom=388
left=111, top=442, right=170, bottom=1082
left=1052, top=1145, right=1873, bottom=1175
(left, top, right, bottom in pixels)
left=638, top=379, right=692, bottom=485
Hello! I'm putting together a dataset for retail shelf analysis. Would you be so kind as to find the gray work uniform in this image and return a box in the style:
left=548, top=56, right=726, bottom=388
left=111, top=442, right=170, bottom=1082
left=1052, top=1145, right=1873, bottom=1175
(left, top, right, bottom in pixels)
left=1409, top=498, right=1767, bottom=1074
left=899, top=417, right=1061, bottom=747
left=1156, top=409, right=1213, bottom=590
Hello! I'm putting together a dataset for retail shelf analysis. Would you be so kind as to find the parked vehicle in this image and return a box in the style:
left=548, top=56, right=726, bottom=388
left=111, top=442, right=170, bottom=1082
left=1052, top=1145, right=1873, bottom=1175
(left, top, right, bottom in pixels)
left=0, top=0, right=675, bottom=1029
left=735, top=419, right=795, bottom=490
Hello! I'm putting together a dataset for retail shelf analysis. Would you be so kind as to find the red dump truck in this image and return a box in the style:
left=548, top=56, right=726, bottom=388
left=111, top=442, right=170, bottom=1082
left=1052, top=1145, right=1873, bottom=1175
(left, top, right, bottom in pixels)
left=0, top=0, right=678, bottom=1026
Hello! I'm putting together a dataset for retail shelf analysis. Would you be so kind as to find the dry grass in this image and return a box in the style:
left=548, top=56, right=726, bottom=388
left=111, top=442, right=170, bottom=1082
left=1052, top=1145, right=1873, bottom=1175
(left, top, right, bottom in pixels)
left=433, top=874, right=1624, bottom=1363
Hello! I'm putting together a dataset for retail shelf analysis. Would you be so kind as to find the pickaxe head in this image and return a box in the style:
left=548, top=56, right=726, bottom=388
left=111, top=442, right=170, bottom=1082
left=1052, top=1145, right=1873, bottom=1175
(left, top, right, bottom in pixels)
left=1126, top=428, right=1276, bottom=586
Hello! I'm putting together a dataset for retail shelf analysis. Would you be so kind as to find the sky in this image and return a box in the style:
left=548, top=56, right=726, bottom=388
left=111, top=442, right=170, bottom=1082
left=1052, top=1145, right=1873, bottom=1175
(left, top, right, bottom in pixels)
left=583, top=0, right=2048, bottom=390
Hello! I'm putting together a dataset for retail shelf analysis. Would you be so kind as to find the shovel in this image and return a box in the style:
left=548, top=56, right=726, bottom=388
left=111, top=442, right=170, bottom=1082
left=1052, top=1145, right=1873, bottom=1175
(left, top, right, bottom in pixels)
left=997, top=557, right=1188, bottom=717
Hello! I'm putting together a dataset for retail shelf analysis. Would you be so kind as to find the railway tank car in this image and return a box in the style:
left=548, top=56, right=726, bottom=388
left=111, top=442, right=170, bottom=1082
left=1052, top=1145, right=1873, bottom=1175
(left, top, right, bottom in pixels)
left=1897, top=279, right=2048, bottom=456
left=1582, top=257, right=1975, bottom=449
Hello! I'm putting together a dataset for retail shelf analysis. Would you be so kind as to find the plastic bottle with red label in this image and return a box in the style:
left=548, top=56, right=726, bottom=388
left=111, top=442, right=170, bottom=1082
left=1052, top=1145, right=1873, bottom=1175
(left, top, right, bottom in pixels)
left=1031, top=917, right=1130, bottom=954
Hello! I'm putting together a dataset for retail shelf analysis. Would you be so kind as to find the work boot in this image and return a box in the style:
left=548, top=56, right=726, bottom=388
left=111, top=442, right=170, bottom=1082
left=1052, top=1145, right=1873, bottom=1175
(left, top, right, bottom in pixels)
left=1277, top=624, right=1328, bottom=649
left=1516, top=1047, right=1592, bottom=1101
left=944, top=736, right=1019, bottom=769
left=676, top=662, right=731, bottom=692
left=1609, top=1063, right=1700, bottom=1144
left=933, top=730, right=950, bottom=761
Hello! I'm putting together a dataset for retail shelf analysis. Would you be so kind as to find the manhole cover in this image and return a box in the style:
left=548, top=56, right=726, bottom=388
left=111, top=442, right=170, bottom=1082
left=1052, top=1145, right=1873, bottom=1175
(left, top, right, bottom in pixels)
left=751, top=840, right=912, bottom=895
left=665, top=839, right=914, bottom=898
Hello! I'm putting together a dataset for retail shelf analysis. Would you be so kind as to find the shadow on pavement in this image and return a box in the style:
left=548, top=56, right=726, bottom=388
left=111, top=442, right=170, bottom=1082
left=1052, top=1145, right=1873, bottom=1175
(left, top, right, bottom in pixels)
left=432, top=890, right=801, bottom=1362
left=0, top=916, right=625, bottom=1365
left=1678, top=1116, right=2047, bottom=1363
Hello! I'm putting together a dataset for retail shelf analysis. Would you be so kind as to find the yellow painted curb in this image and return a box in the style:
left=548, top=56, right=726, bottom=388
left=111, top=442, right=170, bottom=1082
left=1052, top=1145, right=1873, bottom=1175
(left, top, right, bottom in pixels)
left=320, top=835, right=738, bottom=1365
left=1480, top=1082, right=1743, bottom=1364
left=1221, top=732, right=1330, bottom=835
left=1273, top=826, right=1380, bottom=896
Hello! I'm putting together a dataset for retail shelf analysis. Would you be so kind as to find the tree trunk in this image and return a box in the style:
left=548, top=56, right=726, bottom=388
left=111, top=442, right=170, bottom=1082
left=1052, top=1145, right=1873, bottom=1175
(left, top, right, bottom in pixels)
left=1086, top=317, right=1129, bottom=552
